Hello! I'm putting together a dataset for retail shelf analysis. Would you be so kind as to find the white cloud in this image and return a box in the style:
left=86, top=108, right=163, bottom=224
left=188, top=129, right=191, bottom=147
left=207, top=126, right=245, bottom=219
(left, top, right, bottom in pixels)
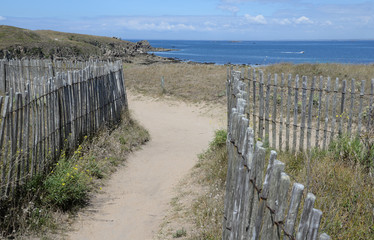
left=204, top=21, right=217, bottom=27
left=119, top=19, right=195, bottom=31
left=0, top=16, right=6, bottom=21
left=273, top=18, right=292, bottom=25
left=244, top=14, right=267, bottom=24
left=219, top=5, right=240, bottom=14
left=272, top=16, right=314, bottom=25
left=358, top=16, right=372, bottom=24
left=323, top=20, right=333, bottom=26
left=294, top=16, right=313, bottom=24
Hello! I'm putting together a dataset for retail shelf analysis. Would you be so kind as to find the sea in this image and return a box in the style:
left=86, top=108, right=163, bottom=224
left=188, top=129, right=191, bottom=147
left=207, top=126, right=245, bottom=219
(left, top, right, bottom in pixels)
left=131, top=40, right=374, bottom=65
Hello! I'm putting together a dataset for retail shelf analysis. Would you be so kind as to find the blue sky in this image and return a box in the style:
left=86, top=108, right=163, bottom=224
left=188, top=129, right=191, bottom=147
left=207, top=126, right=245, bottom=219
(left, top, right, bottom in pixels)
left=0, top=0, right=373, bottom=40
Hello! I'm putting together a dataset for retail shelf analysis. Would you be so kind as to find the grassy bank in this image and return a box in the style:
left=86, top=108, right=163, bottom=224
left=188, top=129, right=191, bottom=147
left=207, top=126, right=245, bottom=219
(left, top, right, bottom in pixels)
left=0, top=113, right=149, bottom=238
left=124, top=63, right=227, bottom=104
left=0, top=25, right=173, bottom=63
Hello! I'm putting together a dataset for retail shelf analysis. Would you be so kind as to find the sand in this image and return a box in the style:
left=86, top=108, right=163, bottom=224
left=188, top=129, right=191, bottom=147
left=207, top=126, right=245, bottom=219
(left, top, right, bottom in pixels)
left=66, top=92, right=225, bottom=240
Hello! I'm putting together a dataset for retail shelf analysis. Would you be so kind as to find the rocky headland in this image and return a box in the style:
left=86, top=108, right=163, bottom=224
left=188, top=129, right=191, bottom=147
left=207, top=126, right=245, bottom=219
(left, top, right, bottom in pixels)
left=0, top=25, right=179, bottom=64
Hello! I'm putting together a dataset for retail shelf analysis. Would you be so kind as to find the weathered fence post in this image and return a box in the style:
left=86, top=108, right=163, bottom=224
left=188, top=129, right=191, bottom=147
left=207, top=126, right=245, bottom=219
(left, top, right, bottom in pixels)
left=272, top=74, right=278, bottom=149
left=278, top=73, right=285, bottom=151
left=323, top=77, right=331, bottom=150
left=0, top=60, right=6, bottom=94
left=293, top=75, right=300, bottom=152
left=286, top=74, right=292, bottom=151
left=264, top=74, right=271, bottom=146
left=329, top=78, right=339, bottom=145
left=315, top=76, right=323, bottom=148
left=258, top=71, right=265, bottom=142
left=339, top=80, right=346, bottom=136
left=357, top=80, right=365, bottom=136
left=307, top=76, right=316, bottom=151
left=299, top=76, right=307, bottom=151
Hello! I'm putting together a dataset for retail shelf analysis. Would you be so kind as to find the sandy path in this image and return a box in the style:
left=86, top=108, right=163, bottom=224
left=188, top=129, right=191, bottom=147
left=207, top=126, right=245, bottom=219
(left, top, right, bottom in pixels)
left=67, top=92, right=225, bottom=240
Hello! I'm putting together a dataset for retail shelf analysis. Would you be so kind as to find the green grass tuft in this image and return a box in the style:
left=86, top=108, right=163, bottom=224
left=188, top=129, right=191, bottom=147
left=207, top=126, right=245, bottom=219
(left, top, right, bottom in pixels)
left=210, top=129, right=227, bottom=148
left=172, top=228, right=187, bottom=238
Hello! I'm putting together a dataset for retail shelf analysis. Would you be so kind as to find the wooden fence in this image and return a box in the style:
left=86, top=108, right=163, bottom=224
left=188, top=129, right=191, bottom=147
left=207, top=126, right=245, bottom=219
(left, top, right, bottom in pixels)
left=0, top=59, right=127, bottom=199
left=0, top=59, right=94, bottom=95
left=222, top=71, right=330, bottom=240
left=229, top=67, right=374, bottom=153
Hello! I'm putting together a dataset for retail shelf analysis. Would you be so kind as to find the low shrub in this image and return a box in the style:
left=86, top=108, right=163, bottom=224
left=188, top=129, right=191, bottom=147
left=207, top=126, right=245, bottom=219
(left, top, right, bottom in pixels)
left=43, top=158, right=91, bottom=211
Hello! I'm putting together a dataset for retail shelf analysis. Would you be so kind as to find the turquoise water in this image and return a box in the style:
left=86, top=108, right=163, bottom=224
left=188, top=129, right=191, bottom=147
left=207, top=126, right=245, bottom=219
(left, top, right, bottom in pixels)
left=138, top=40, right=374, bottom=65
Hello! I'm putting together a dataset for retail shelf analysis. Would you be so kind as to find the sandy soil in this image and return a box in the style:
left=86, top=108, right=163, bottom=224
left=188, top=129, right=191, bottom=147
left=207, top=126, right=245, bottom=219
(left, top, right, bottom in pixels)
left=66, top=92, right=225, bottom=240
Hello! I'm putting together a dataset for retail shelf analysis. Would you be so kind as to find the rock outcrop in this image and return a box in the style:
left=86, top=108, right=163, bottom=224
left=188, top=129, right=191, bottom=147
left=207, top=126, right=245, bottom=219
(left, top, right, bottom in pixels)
left=0, top=25, right=178, bottom=64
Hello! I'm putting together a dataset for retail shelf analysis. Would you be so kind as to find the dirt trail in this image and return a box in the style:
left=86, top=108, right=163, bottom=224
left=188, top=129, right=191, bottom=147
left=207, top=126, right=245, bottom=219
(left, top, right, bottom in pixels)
left=67, top=92, right=225, bottom=240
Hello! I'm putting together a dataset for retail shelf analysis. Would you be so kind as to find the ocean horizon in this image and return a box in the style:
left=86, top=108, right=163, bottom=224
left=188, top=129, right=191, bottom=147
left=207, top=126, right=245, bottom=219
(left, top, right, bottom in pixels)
left=127, top=39, right=374, bottom=65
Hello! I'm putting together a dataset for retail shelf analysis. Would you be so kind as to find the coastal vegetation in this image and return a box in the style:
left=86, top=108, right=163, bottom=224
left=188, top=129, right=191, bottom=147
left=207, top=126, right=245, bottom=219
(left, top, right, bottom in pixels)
left=124, top=63, right=228, bottom=103
left=125, top=62, right=374, bottom=105
left=176, top=129, right=373, bottom=239
left=0, top=113, right=149, bottom=238
left=263, top=63, right=374, bottom=87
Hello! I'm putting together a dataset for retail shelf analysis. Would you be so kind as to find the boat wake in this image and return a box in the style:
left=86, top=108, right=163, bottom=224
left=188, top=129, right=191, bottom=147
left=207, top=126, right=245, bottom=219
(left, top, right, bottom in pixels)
left=281, top=51, right=305, bottom=54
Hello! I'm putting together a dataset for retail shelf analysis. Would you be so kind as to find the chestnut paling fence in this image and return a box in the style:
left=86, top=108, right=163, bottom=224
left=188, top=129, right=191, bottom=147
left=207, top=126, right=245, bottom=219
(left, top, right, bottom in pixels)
left=0, top=59, right=96, bottom=95
left=223, top=71, right=331, bottom=239
left=0, top=59, right=127, bottom=200
left=231, top=67, right=374, bottom=153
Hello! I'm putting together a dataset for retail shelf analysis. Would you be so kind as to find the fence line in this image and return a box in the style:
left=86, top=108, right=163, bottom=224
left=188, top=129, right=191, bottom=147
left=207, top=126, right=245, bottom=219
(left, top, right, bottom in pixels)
left=233, top=67, right=374, bottom=153
left=0, top=59, right=95, bottom=95
left=0, top=59, right=127, bottom=199
left=223, top=70, right=330, bottom=240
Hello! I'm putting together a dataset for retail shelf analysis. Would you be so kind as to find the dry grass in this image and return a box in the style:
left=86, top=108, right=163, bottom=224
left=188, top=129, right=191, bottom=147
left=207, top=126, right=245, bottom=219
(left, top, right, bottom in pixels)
left=279, top=149, right=374, bottom=239
left=263, top=63, right=374, bottom=84
left=124, top=62, right=374, bottom=105
left=188, top=141, right=227, bottom=239
left=124, top=63, right=227, bottom=104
